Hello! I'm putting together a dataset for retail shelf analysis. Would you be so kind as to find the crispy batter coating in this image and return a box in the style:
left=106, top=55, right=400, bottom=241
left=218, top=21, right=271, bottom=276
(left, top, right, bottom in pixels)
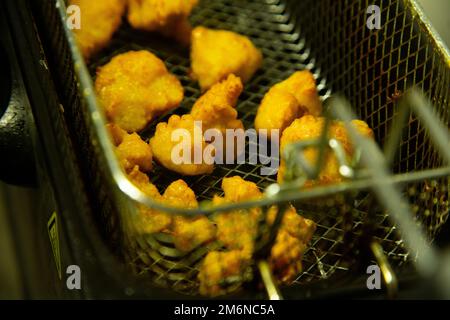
left=70, top=0, right=125, bottom=60
left=255, top=71, right=322, bottom=136
left=269, top=229, right=307, bottom=283
left=95, top=50, right=183, bottom=133
left=198, top=250, right=250, bottom=297
left=278, top=115, right=374, bottom=186
left=267, top=205, right=316, bottom=243
left=107, top=124, right=153, bottom=173
left=266, top=205, right=316, bottom=283
left=162, top=179, right=198, bottom=209
left=150, top=114, right=215, bottom=175
left=190, top=74, right=244, bottom=133
left=274, top=71, right=322, bottom=117
left=172, top=215, right=216, bottom=253
left=160, top=179, right=216, bottom=252
left=163, top=180, right=216, bottom=253
left=127, top=166, right=172, bottom=234
left=191, top=27, right=263, bottom=90
left=127, top=0, right=198, bottom=45
left=219, top=176, right=263, bottom=203
left=212, top=177, right=263, bottom=256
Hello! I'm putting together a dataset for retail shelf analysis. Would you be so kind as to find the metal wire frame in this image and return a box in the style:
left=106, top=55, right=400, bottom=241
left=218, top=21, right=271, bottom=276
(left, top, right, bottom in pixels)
left=54, top=0, right=450, bottom=296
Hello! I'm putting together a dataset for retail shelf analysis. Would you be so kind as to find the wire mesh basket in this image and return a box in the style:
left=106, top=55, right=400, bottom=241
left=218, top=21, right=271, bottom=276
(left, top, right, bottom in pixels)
left=35, top=0, right=450, bottom=298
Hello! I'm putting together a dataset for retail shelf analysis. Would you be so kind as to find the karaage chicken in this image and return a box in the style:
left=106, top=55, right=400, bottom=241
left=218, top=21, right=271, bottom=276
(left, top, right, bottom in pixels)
left=212, top=176, right=263, bottom=257
left=95, top=50, right=184, bottom=132
left=150, top=114, right=214, bottom=175
left=198, top=250, right=250, bottom=297
left=190, top=74, right=244, bottom=133
left=161, top=179, right=216, bottom=252
left=107, top=123, right=153, bottom=173
left=127, top=0, right=198, bottom=45
left=266, top=205, right=316, bottom=283
left=70, top=0, right=125, bottom=60
left=277, top=115, right=374, bottom=185
left=255, top=70, right=322, bottom=136
left=127, top=166, right=172, bottom=234
left=191, top=26, right=263, bottom=90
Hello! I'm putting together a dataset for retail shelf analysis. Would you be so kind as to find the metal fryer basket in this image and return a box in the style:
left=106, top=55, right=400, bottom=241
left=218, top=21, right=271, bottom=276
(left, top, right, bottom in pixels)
left=35, top=0, right=449, bottom=297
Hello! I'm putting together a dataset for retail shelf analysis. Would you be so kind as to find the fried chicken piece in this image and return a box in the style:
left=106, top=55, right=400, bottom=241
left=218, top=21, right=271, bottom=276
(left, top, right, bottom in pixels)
left=198, top=250, right=250, bottom=297
left=190, top=74, right=245, bottom=161
left=212, top=209, right=259, bottom=257
left=269, top=229, right=307, bottom=283
left=278, top=115, right=374, bottom=186
left=191, top=27, right=263, bottom=90
left=127, top=166, right=172, bottom=234
left=127, top=0, right=198, bottom=45
left=212, top=177, right=263, bottom=256
left=162, top=179, right=198, bottom=209
left=219, top=176, right=263, bottom=203
left=255, top=71, right=322, bottom=136
left=172, top=216, right=216, bottom=253
left=160, top=179, right=216, bottom=252
left=150, top=114, right=214, bottom=175
left=266, top=205, right=316, bottom=243
left=95, top=50, right=183, bottom=132
left=190, top=74, right=244, bottom=133
left=265, top=205, right=316, bottom=283
left=107, top=124, right=153, bottom=173
left=70, top=0, right=125, bottom=60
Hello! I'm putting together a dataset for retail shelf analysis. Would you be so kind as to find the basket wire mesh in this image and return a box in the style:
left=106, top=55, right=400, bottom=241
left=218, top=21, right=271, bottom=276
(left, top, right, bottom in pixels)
left=38, top=0, right=450, bottom=297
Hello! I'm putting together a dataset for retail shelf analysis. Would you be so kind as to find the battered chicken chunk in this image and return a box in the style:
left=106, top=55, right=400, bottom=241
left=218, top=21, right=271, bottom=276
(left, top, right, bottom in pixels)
left=278, top=115, right=374, bottom=185
left=266, top=205, right=316, bottom=283
left=266, top=205, right=316, bottom=243
left=107, top=124, right=153, bottom=173
left=269, top=229, right=307, bottom=283
left=191, top=27, right=263, bottom=90
left=95, top=50, right=184, bottom=132
left=127, top=0, right=198, bottom=44
left=190, top=74, right=244, bottom=133
left=255, top=71, right=322, bottom=136
left=212, top=177, right=263, bottom=256
left=198, top=250, right=250, bottom=297
left=127, top=166, right=172, bottom=234
left=150, top=114, right=214, bottom=175
left=70, top=0, right=125, bottom=60
left=160, top=179, right=216, bottom=252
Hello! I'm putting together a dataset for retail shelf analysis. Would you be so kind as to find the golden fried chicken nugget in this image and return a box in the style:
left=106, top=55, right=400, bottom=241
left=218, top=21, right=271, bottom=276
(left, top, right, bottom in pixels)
left=172, top=216, right=216, bottom=253
left=191, top=27, right=263, bottom=90
left=190, top=74, right=244, bottom=133
left=255, top=71, right=322, bottom=136
left=278, top=115, right=374, bottom=185
left=127, top=0, right=198, bottom=44
left=220, top=176, right=262, bottom=203
left=266, top=205, right=316, bottom=243
left=127, top=166, right=172, bottom=234
left=150, top=114, right=214, bottom=175
left=198, top=250, right=250, bottom=297
left=269, top=229, right=307, bottom=283
left=95, top=50, right=183, bottom=132
left=107, top=124, right=153, bottom=173
left=212, top=177, right=263, bottom=256
left=161, top=180, right=216, bottom=253
left=265, top=205, right=316, bottom=283
left=162, top=179, right=198, bottom=208
left=70, top=0, right=125, bottom=60
left=274, top=71, right=322, bottom=117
